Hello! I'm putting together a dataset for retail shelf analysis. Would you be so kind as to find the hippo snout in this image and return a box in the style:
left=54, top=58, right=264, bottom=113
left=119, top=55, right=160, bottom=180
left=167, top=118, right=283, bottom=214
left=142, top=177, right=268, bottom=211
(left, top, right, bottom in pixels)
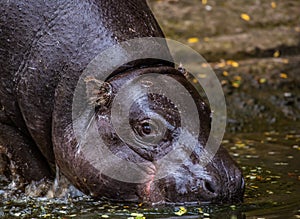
left=193, top=146, right=245, bottom=203
left=149, top=145, right=244, bottom=204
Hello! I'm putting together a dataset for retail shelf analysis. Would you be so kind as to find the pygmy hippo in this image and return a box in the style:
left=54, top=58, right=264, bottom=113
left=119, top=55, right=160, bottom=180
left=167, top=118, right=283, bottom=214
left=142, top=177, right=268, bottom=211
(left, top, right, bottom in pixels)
left=0, top=0, right=244, bottom=204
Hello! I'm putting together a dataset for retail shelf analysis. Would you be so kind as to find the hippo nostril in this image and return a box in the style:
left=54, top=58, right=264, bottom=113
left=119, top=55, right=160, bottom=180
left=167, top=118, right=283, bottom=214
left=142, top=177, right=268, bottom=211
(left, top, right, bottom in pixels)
left=204, top=181, right=216, bottom=194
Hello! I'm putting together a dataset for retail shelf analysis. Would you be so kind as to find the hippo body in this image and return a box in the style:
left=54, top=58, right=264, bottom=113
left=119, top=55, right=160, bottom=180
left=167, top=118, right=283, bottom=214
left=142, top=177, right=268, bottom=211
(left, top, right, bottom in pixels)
left=0, top=0, right=244, bottom=203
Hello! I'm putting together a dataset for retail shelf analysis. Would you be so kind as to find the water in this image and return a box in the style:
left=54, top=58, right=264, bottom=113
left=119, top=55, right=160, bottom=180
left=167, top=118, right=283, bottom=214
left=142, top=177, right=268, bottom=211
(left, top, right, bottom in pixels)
left=1, top=130, right=299, bottom=218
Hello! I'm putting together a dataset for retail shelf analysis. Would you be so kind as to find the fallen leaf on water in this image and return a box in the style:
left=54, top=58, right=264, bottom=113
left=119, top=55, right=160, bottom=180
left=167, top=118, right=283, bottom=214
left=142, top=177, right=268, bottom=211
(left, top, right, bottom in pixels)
left=273, top=50, right=280, bottom=58
left=271, top=2, right=277, bottom=9
left=232, top=82, right=241, bottom=88
left=259, top=78, right=267, bottom=84
left=280, top=73, right=288, bottom=79
left=232, top=81, right=241, bottom=88
left=235, top=142, right=245, bottom=148
left=233, top=75, right=242, bottom=81
left=175, top=207, right=187, bottom=216
left=188, top=37, right=199, bottom=44
left=216, top=61, right=226, bottom=68
left=240, top=13, right=251, bottom=21
left=226, top=60, right=239, bottom=67
left=131, top=213, right=145, bottom=219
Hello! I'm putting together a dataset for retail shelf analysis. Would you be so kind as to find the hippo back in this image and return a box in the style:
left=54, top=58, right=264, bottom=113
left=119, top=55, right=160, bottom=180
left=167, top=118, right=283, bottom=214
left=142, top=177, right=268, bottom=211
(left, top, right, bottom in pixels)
left=0, top=0, right=169, bottom=168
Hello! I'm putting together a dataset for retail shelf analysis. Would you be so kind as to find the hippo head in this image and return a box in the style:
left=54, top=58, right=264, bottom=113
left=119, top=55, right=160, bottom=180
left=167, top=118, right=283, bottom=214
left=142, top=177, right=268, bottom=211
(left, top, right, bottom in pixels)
left=53, top=65, right=244, bottom=204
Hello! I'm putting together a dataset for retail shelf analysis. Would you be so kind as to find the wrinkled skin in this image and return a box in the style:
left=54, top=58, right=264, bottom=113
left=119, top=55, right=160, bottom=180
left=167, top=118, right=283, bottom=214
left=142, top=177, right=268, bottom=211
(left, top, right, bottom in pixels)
left=0, top=0, right=244, bottom=203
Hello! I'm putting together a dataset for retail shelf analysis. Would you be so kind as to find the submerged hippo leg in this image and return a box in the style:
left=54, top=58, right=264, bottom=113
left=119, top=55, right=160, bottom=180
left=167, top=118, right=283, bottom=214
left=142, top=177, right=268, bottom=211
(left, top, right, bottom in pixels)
left=0, top=121, right=53, bottom=183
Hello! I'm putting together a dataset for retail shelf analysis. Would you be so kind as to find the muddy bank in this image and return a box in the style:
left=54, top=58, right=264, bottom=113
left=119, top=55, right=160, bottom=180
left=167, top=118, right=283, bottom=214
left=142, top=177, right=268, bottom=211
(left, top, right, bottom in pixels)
left=148, top=0, right=300, bottom=132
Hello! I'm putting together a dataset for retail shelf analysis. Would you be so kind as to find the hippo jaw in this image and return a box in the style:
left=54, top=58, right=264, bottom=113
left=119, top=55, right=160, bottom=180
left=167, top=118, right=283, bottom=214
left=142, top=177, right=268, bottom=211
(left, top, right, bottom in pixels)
left=53, top=66, right=244, bottom=204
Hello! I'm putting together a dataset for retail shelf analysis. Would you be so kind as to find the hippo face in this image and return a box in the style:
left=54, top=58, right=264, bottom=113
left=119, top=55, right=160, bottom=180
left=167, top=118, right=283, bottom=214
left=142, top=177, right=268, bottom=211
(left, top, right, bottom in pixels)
left=53, top=66, right=244, bottom=204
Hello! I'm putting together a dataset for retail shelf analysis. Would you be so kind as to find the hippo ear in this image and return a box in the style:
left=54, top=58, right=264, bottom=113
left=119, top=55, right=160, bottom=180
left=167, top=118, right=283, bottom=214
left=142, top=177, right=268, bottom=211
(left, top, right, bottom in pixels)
left=178, top=63, right=189, bottom=78
left=84, top=76, right=112, bottom=107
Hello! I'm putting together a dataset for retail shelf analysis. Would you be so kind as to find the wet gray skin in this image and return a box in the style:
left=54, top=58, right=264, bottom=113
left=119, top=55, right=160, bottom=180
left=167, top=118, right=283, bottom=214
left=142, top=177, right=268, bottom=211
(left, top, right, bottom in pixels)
left=0, top=0, right=244, bottom=204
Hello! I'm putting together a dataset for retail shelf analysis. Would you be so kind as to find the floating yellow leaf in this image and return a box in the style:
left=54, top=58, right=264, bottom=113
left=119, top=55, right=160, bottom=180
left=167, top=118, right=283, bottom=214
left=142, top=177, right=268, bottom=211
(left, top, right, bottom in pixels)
left=271, top=2, right=277, bottom=8
left=273, top=50, right=280, bottom=58
left=280, top=73, right=288, bottom=79
left=130, top=213, right=145, bottom=219
left=216, top=61, right=226, bottom=68
left=235, top=142, right=245, bottom=148
left=259, top=78, right=267, bottom=84
left=188, top=37, right=199, bottom=44
left=232, top=82, right=240, bottom=88
left=240, top=13, right=251, bottom=21
left=202, top=0, right=207, bottom=5
left=226, top=60, right=239, bottom=67
left=175, top=207, right=187, bottom=216
left=223, top=71, right=229, bottom=76
left=101, top=215, right=109, bottom=218
left=233, top=75, right=242, bottom=81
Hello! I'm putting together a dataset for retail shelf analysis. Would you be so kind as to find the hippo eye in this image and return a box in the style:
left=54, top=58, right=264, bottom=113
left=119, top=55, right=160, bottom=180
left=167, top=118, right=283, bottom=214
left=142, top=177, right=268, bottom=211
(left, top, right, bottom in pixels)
left=132, top=115, right=170, bottom=145
left=135, top=119, right=159, bottom=138
left=141, top=122, right=152, bottom=135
